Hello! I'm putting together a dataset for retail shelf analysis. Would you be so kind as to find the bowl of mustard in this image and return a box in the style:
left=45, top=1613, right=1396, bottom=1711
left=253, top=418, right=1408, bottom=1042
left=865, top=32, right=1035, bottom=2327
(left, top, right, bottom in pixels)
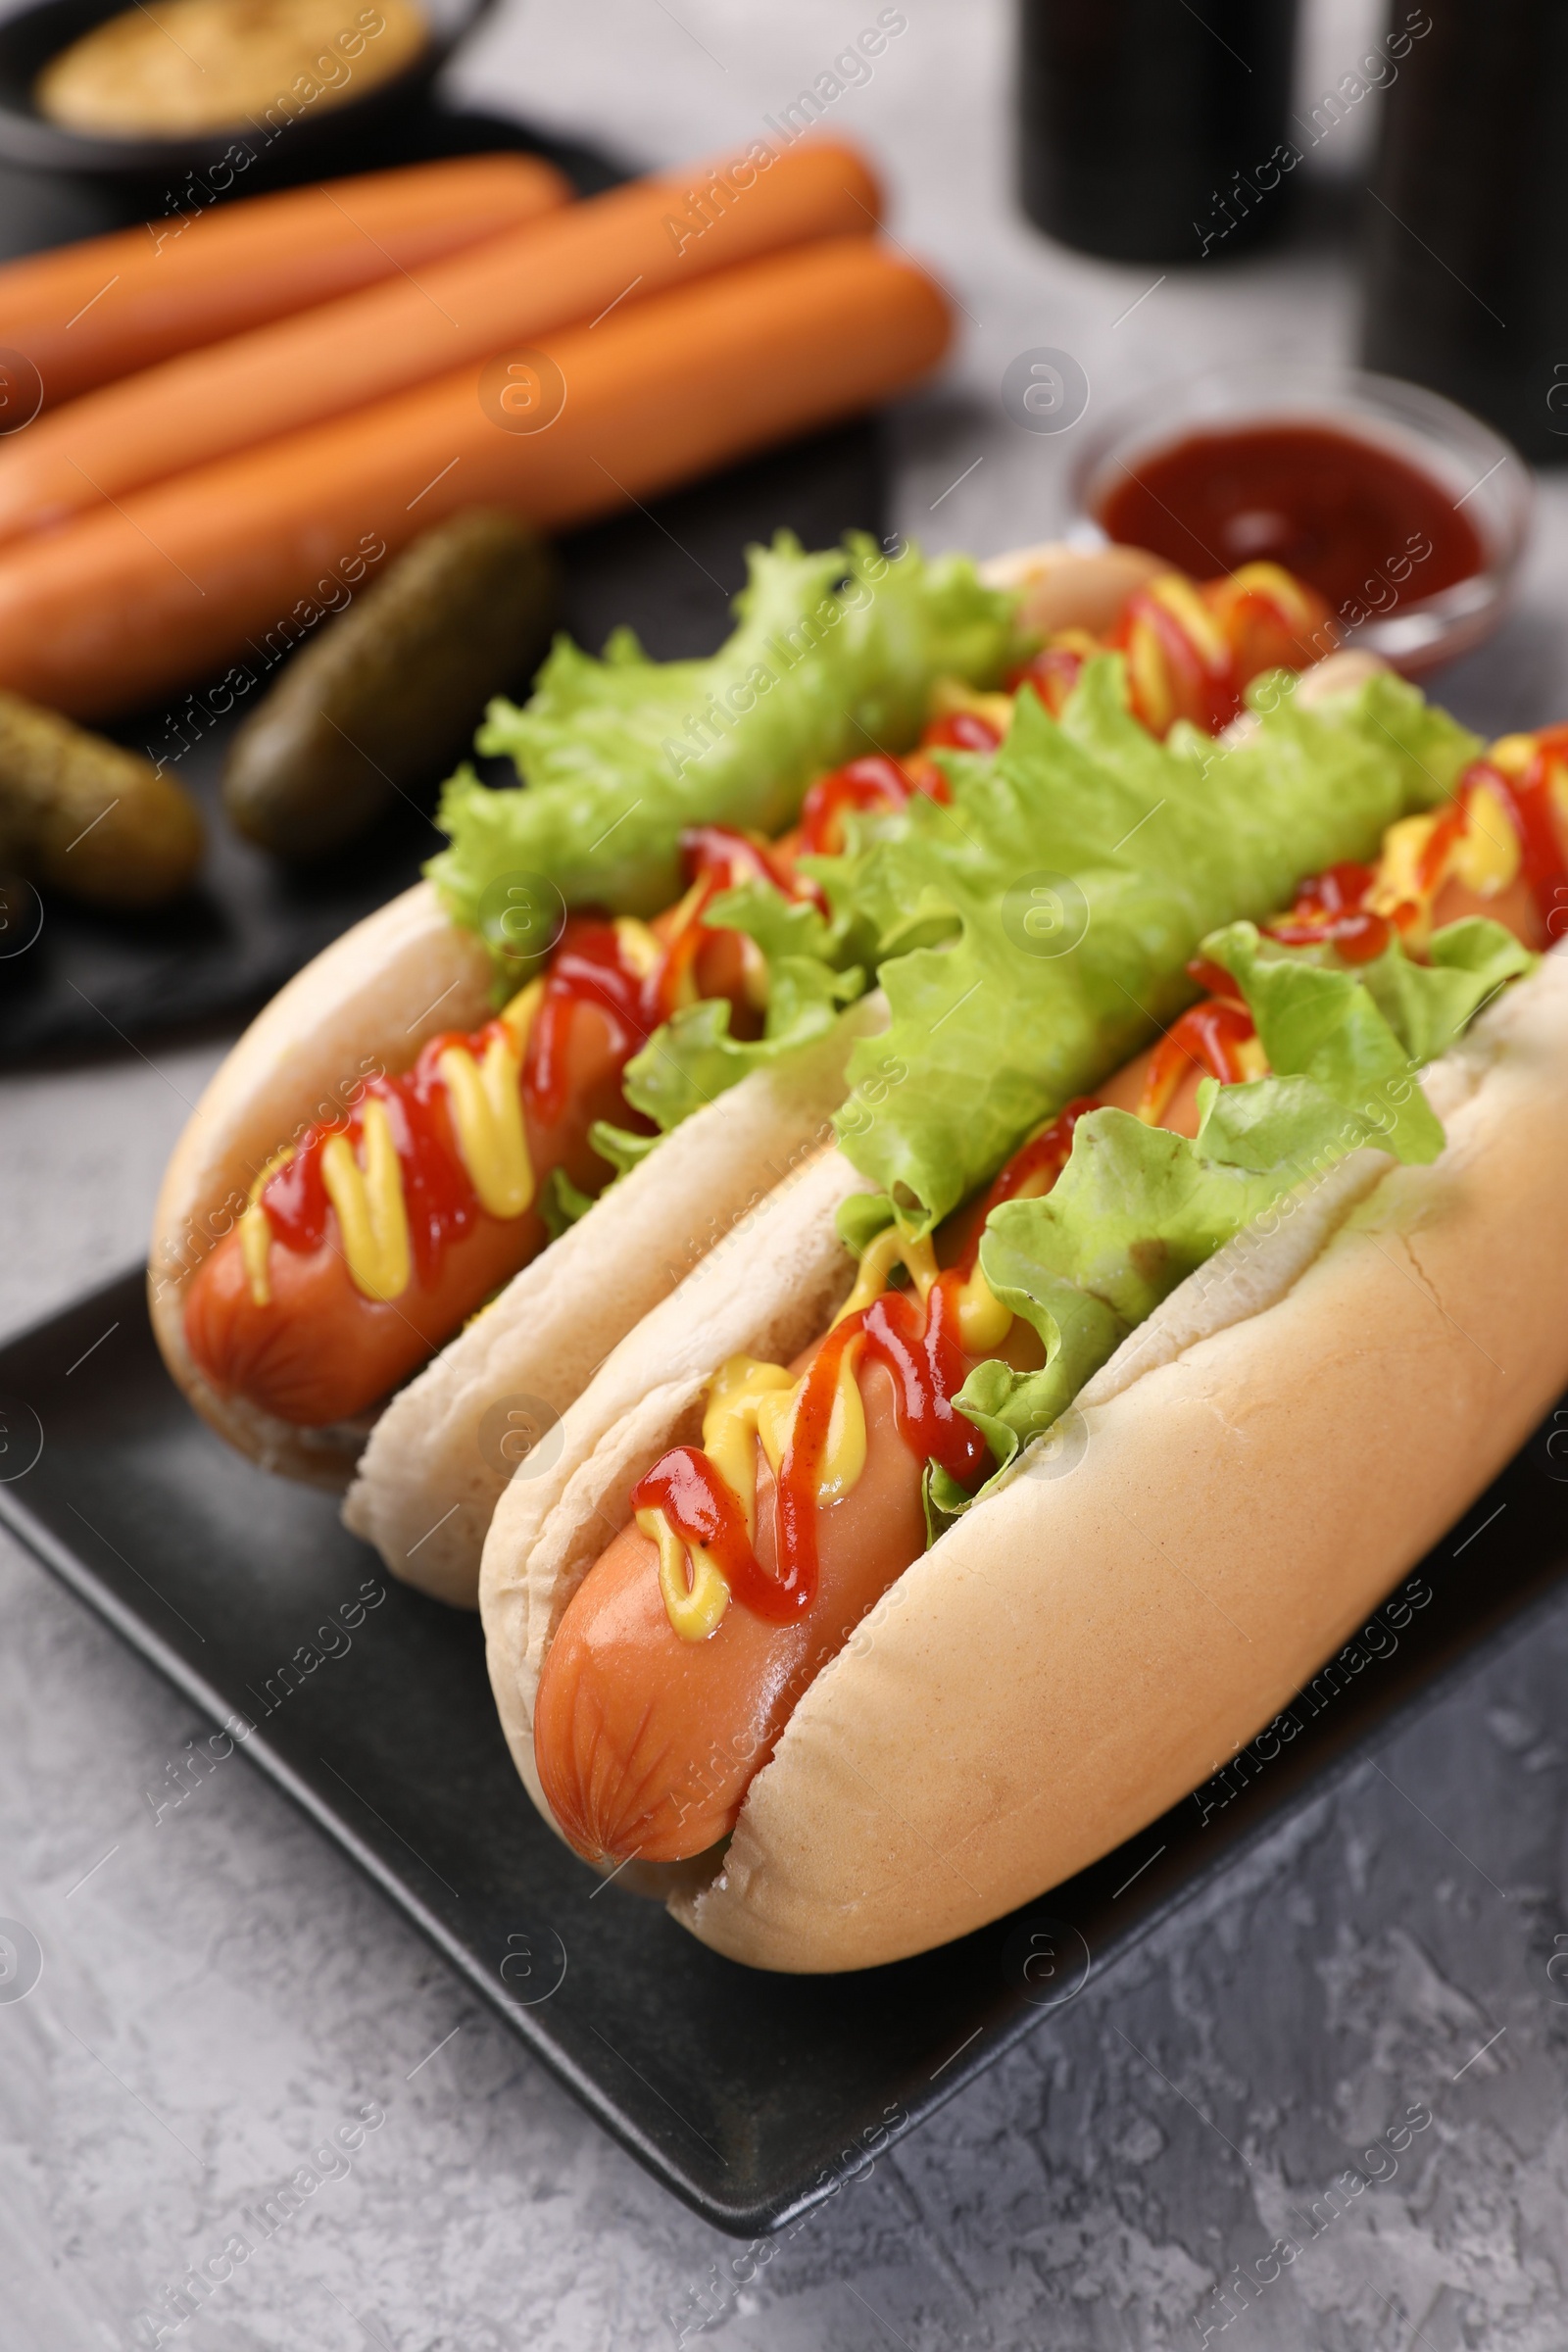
left=0, top=0, right=493, bottom=174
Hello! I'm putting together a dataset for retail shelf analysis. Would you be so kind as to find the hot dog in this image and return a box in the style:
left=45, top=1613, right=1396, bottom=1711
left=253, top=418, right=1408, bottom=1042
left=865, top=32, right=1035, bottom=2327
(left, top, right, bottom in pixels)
left=481, top=658, right=1568, bottom=1969
left=152, top=536, right=1330, bottom=1608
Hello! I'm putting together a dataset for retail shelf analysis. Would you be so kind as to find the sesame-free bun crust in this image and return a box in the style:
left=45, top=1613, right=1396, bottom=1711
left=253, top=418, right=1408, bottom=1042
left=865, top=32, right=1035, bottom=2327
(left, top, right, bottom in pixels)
left=149, top=881, right=494, bottom=1486
left=494, top=949, right=1568, bottom=1969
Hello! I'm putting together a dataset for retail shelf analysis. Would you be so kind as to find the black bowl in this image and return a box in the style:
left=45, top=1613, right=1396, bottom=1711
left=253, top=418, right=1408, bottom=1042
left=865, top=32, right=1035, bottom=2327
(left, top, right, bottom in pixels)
left=0, top=0, right=495, bottom=180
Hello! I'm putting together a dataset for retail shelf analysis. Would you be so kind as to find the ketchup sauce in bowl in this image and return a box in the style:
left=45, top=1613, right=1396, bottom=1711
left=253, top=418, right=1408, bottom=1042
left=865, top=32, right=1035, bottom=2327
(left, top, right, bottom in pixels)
left=1071, top=366, right=1531, bottom=675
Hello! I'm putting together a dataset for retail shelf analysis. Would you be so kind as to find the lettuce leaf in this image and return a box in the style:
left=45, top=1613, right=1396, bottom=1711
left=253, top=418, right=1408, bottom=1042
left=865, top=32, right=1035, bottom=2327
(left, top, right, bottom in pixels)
left=828, top=660, right=1478, bottom=1231
left=425, top=532, right=1022, bottom=949
left=924, top=1093, right=1349, bottom=1527
left=1358, top=915, right=1537, bottom=1065
left=927, top=912, right=1534, bottom=1522
left=1200, top=913, right=1536, bottom=1163
left=619, top=955, right=863, bottom=1134
left=1197, top=920, right=1444, bottom=1162
left=612, top=874, right=864, bottom=1132
left=932, top=1271, right=1126, bottom=1512
left=538, top=1163, right=595, bottom=1243
left=585, top=1121, right=660, bottom=1180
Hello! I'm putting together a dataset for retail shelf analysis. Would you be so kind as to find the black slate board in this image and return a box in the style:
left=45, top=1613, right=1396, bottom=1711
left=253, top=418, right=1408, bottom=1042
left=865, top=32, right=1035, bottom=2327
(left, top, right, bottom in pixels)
left=0, top=108, right=887, bottom=1061
left=1, top=1269, right=1565, bottom=2231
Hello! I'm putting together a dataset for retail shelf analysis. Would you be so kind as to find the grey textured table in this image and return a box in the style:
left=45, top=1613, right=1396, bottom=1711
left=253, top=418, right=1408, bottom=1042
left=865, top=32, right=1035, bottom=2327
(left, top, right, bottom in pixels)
left=5, top=4, right=1568, bottom=2345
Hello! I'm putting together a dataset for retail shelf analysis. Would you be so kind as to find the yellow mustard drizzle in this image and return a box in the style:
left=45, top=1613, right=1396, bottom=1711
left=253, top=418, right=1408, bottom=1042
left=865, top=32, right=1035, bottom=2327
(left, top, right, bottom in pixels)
left=1148, top=571, right=1231, bottom=669
left=1228, top=561, right=1318, bottom=632
left=1044, top=625, right=1101, bottom=662
left=1485, top=731, right=1568, bottom=844
left=653, top=1326, right=880, bottom=1640
left=1487, top=734, right=1536, bottom=778
left=612, top=916, right=662, bottom=979
left=1125, top=573, right=1231, bottom=736
left=834, top=1221, right=938, bottom=1324
left=798, top=1336, right=868, bottom=1505
left=1450, top=780, right=1520, bottom=896
left=237, top=1146, right=293, bottom=1307
left=1367, top=813, right=1435, bottom=916
left=239, top=1204, right=272, bottom=1306
left=928, top=673, right=1016, bottom=739
left=703, top=1355, right=795, bottom=1542
left=953, top=1256, right=1012, bottom=1352
left=237, top=979, right=544, bottom=1317
left=498, top=976, right=543, bottom=1048
left=1369, top=777, right=1521, bottom=929
left=653, top=1219, right=970, bottom=1637
left=438, top=1027, right=534, bottom=1220
left=637, top=1505, right=731, bottom=1642
left=321, top=1098, right=412, bottom=1302
left=1127, top=624, right=1173, bottom=738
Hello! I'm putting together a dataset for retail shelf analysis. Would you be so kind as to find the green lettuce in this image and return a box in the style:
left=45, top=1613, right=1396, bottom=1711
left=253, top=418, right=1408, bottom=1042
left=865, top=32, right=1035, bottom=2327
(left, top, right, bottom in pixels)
left=537, top=1164, right=595, bottom=1243
left=1199, top=920, right=1443, bottom=1163
left=829, top=660, right=1478, bottom=1232
left=613, top=880, right=862, bottom=1133
left=1358, top=916, right=1537, bottom=1064
left=924, top=919, right=1535, bottom=1522
left=584, top=1121, right=660, bottom=1180
left=424, top=532, right=1022, bottom=953
left=1200, top=913, right=1535, bottom=1163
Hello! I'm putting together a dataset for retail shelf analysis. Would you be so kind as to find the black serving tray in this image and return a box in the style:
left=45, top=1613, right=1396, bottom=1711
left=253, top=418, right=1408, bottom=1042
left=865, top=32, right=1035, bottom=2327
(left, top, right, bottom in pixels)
left=2, top=1268, right=1567, bottom=2231
left=0, top=111, right=886, bottom=1061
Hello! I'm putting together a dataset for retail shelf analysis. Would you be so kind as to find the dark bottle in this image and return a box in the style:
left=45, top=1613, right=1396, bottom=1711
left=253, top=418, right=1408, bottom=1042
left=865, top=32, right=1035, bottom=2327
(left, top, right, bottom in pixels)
left=1361, top=1, right=1568, bottom=463
left=1016, top=0, right=1300, bottom=265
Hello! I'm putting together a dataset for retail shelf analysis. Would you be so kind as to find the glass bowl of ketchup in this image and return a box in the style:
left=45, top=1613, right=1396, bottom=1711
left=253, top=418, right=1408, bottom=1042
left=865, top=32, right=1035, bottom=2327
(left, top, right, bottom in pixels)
left=1068, top=364, right=1532, bottom=676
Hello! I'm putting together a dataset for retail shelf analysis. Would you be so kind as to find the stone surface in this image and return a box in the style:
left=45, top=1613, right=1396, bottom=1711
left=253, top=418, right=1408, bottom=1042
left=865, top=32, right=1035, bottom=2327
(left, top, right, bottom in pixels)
left=5, top=4, right=1568, bottom=2346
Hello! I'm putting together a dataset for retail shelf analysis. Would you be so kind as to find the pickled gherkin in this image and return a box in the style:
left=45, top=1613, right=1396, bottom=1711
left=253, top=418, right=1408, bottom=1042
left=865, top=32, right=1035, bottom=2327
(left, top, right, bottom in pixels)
left=0, top=689, right=203, bottom=906
left=223, top=509, right=560, bottom=860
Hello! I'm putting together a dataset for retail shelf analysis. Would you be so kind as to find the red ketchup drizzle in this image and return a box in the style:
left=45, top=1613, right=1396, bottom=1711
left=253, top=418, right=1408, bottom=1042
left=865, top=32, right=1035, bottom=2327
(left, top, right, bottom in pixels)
left=1265, top=738, right=1568, bottom=955
left=1006, top=645, right=1086, bottom=715
left=1112, top=587, right=1239, bottom=736
left=1264, top=858, right=1389, bottom=963
left=264, top=824, right=808, bottom=1284
left=1008, top=567, right=1330, bottom=739
left=634, top=1273, right=993, bottom=1626
left=635, top=1102, right=1107, bottom=1630
left=260, top=1028, right=498, bottom=1285
left=523, top=916, right=649, bottom=1126
left=527, top=824, right=818, bottom=1124
left=773, top=1275, right=989, bottom=1611
left=1473, top=737, right=1568, bottom=928
left=629, top=1446, right=801, bottom=1626
left=956, top=1097, right=1101, bottom=1272
left=920, top=709, right=1004, bottom=753
left=1139, top=999, right=1257, bottom=1121
left=798, top=754, right=920, bottom=857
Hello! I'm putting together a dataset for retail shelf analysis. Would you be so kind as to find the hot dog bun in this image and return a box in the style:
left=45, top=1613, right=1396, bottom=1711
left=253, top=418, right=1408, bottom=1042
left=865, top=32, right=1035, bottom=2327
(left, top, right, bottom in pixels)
left=482, top=944, right=1568, bottom=1968
left=150, top=881, right=494, bottom=1485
